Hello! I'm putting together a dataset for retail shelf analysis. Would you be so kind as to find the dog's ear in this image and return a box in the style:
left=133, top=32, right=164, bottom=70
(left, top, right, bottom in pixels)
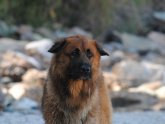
left=95, top=42, right=109, bottom=56
left=48, top=39, right=67, bottom=53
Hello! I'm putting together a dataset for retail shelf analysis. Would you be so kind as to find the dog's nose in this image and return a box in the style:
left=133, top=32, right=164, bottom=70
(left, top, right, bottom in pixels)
left=81, top=64, right=91, bottom=73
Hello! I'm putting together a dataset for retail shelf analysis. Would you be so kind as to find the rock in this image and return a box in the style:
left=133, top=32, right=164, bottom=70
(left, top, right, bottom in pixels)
left=112, top=60, right=165, bottom=86
left=10, top=98, right=38, bottom=111
left=153, top=11, right=165, bottom=22
left=0, top=51, right=42, bottom=82
left=0, top=66, right=26, bottom=82
left=1, top=51, right=42, bottom=69
left=147, top=31, right=165, bottom=55
left=68, top=27, right=93, bottom=38
left=111, top=91, right=158, bottom=112
left=0, top=21, right=10, bottom=37
left=22, top=69, right=46, bottom=84
left=103, top=72, right=124, bottom=91
left=0, top=38, right=27, bottom=53
left=0, top=87, right=15, bottom=110
left=155, top=86, right=165, bottom=99
left=97, top=30, right=122, bottom=43
left=0, top=21, right=17, bottom=37
left=120, top=33, right=158, bottom=53
left=103, top=43, right=124, bottom=52
left=36, top=27, right=55, bottom=40
left=8, top=83, right=26, bottom=100
left=101, top=56, right=111, bottom=68
left=17, top=25, right=33, bottom=40
left=129, top=81, right=163, bottom=96
left=16, top=25, right=38, bottom=41
left=8, top=69, right=46, bottom=102
left=148, top=32, right=165, bottom=45
left=23, top=69, right=46, bottom=102
left=53, top=27, right=93, bottom=39
left=153, top=100, right=165, bottom=111
left=25, top=39, right=53, bottom=67
left=53, top=30, right=68, bottom=39
left=110, top=51, right=125, bottom=66
left=101, top=50, right=125, bottom=68
left=8, top=81, right=44, bottom=103
left=0, top=77, right=12, bottom=84
left=25, top=39, right=53, bottom=57
left=143, top=52, right=165, bottom=65
left=0, top=90, right=5, bottom=110
left=100, top=48, right=126, bottom=69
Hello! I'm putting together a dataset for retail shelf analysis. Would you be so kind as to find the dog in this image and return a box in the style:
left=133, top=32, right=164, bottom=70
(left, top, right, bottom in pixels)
left=42, top=35, right=112, bottom=124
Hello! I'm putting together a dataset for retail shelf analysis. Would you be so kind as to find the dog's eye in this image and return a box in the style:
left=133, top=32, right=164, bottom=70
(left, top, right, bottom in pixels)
left=71, top=48, right=80, bottom=57
left=86, top=49, right=93, bottom=58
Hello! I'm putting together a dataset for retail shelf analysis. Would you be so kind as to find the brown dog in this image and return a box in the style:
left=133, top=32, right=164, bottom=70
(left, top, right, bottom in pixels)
left=42, top=35, right=112, bottom=124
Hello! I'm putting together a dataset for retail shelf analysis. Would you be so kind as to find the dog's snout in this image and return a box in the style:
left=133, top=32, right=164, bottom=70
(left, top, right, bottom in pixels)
left=81, top=64, right=91, bottom=73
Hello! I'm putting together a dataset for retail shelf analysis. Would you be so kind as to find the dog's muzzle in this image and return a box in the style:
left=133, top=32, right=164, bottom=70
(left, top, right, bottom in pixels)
left=80, top=63, right=91, bottom=80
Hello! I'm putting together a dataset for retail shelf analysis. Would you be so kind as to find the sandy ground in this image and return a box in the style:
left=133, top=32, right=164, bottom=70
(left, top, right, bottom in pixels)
left=0, top=111, right=165, bottom=124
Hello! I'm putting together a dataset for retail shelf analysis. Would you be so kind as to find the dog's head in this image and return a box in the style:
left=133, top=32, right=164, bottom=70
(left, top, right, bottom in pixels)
left=48, top=35, right=109, bottom=80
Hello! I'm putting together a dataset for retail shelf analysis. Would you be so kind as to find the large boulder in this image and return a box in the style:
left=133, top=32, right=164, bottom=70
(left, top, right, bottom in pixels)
left=0, top=38, right=27, bottom=53
left=120, top=33, right=159, bottom=53
left=111, top=91, right=158, bottom=111
left=25, top=39, right=53, bottom=69
left=112, top=60, right=165, bottom=87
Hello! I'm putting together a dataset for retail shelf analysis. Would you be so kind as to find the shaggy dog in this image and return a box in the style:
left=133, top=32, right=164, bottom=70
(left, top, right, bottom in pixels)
left=42, top=35, right=112, bottom=124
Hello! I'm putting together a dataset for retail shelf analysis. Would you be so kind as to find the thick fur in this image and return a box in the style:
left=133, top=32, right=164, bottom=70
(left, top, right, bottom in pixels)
left=42, top=35, right=112, bottom=124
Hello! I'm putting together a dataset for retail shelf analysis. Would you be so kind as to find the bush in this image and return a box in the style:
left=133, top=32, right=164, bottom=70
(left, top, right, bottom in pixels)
left=0, top=0, right=155, bottom=35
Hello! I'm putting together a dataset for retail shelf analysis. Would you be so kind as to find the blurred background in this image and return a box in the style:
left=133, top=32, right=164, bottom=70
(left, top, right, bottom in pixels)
left=0, top=0, right=165, bottom=123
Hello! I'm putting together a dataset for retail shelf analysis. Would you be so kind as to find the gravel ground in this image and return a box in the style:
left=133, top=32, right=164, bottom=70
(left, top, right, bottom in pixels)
left=113, top=111, right=165, bottom=124
left=0, top=111, right=165, bottom=124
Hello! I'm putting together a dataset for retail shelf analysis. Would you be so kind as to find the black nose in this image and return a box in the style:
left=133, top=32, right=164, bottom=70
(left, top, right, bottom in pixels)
left=81, top=64, right=91, bottom=73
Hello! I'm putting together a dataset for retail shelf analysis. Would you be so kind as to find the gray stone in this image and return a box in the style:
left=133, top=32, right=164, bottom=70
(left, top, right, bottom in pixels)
left=68, top=27, right=93, bottom=38
left=0, top=38, right=27, bottom=53
left=53, top=27, right=93, bottom=39
left=36, top=27, right=55, bottom=40
left=143, top=52, right=165, bottom=65
left=10, top=98, right=38, bottom=111
left=112, top=60, right=165, bottom=86
left=8, top=79, right=44, bottom=103
left=17, top=25, right=43, bottom=41
left=0, top=51, right=44, bottom=82
left=153, top=11, right=165, bottom=22
left=22, top=69, right=46, bottom=84
left=111, top=91, right=158, bottom=112
left=113, top=111, right=165, bottom=124
left=148, top=31, right=165, bottom=55
left=1, top=51, right=42, bottom=70
left=0, top=90, right=5, bottom=110
left=0, top=21, right=17, bottom=37
left=0, top=77, right=12, bottom=84
left=25, top=39, right=53, bottom=61
left=120, top=33, right=158, bottom=52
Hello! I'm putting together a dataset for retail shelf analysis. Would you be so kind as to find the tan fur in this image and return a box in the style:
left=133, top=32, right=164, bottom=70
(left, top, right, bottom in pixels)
left=42, top=35, right=112, bottom=124
left=68, top=80, right=83, bottom=98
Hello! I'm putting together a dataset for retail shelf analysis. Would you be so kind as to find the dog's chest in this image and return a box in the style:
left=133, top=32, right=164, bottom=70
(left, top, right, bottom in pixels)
left=62, top=105, right=91, bottom=124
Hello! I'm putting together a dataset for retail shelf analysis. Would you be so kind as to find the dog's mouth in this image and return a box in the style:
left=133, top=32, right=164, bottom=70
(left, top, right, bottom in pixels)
left=68, top=72, right=91, bottom=80
left=67, top=63, right=92, bottom=80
